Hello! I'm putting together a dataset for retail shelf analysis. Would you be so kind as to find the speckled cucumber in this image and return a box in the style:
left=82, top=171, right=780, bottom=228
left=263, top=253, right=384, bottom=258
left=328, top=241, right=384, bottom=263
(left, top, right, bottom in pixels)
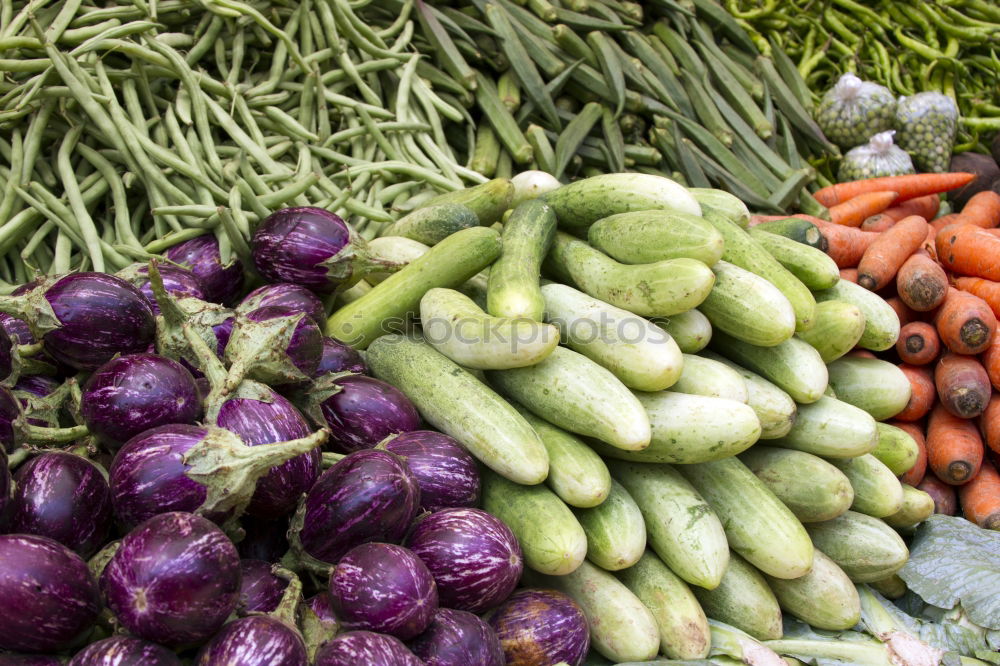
left=699, top=352, right=797, bottom=439
left=764, top=549, right=861, bottom=631
left=422, top=178, right=514, bottom=225
left=655, top=309, right=712, bottom=353
left=366, top=334, right=549, bottom=484
left=678, top=457, right=814, bottom=579
left=481, top=469, right=587, bottom=576
left=541, top=173, right=702, bottom=234
left=883, top=485, right=935, bottom=529
left=541, top=283, right=683, bottom=392
left=794, top=300, right=866, bottom=363
left=587, top=210, right=725, bottom=266
left=829, top=454, right=904, bottom=519
left=872, top=423, right=920, bottom=476
left=617, top=550, right=712, bottom=660
left=365, top=236, right=430, bottom=284
left=826, top=357, right=912, bottom=421
left=486, top=346, right=651, bottom=451
left=814, top=279, right=900, bottom=352
left=690, top=187, right=750, bottom=228
left=573, top=479, right=646, bottom=571
left=770, top=396, right=878, bottom=459
left=692, top=551, right=783, bottom=642
left=486, top=199, right=556, bottom=321
left=381, top=203, right=481, bottom=245
left=589, top=392, right=761, bottom=465
left=748, top=229, right=840, bottom=290
left=739, top=447, right=855, bottom=523
left=607, top=461, right=730, bottom=590
left=698, top=261, right=796, bottom=347
left=545, top=232, right=716, bottom=318
left=709, top=331, right=828, bottom=404
left=671, top=353, right=749, bottom=403
left=805, top=511, right=909, bottom=583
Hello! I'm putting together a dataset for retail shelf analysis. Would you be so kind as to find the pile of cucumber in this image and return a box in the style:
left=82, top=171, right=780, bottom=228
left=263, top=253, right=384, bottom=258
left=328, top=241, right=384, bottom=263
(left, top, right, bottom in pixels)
left=327, top=172, right=923, bottom=664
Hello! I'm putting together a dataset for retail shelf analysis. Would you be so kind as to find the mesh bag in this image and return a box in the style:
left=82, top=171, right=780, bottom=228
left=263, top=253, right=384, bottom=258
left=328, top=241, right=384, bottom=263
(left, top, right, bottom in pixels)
left=838, top=131, right=915, bottom=181
left=817, top=73, right=897, bottom=150
left=895, top=92, right=959, bottom=173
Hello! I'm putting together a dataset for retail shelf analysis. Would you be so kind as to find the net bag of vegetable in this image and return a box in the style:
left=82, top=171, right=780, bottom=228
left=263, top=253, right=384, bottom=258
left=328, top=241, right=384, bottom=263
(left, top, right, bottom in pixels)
left=838, top=131, right=915, bottom=182
left=817, top=73, right=897, bottom=150
left=895, top=92, right=959, bottom=174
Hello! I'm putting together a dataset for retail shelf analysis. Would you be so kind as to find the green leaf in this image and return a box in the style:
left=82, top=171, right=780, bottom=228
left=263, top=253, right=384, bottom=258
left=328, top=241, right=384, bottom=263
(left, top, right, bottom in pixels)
left=898, top=515, right=1000, bottom=630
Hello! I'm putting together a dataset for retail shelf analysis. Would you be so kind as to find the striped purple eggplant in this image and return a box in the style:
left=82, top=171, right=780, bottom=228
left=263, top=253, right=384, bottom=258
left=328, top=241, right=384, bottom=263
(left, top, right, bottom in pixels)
left=305, top=591, right=339, bottom=630
left=224, top=306, right=324, bottom=387
left=238, top=517, right=289, bottom=563
left=66, top=636, right=182, bottom=665
left=12, top=374, right=59, bottom=398
left=0, top=449, right=9, bottom=517
left=315, top=337, right=368, bottom=377
left=300, top=591, right=340, bottom=654
left=238, top=560, right=288, bottom=615
left=314, top=631, right=423, bottom=666
left=382, top=431, right=480, bottom=511
left=194, top=616, right=307, bottom=666
left=101, top=512, right=241, bottom=647
left=165, top=234, right=245, bottom=305
left=292, top=449, right=420, bottom=566
left=408, top=608, right=504, bottom=666
left=0, top=534, right=100, bottom=652
left=330, top=543, right=438, bottom=640
left=487, top=589, right=590, bottom=666
left=8, top=452, right=112, bottom=557
left=406, top=508, right=522, bottom=613
left=116, top=263, right=205, bottom=315
left=0, top=312, right=33, bottom=345
left=0, top=325, right=10, bottom=382
left=11, top=375, right=61, bottom=430
left=308, top=375, right=420, bottom=453
left=81, top=354, right=202, bottom=450
left=216, top=389, right=320, bottom=519
left=239, top=283, right=326, bottom=325
left=0, top=656, right=62, bottom=665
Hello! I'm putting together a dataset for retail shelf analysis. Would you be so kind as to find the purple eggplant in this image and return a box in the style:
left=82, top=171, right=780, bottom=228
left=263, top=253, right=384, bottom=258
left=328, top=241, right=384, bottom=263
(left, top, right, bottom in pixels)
left=238, top=559, right=288, bottom=615
left=117, top=263, right=205, bottom=315
left=165, top=235, right=245, bottom=305
left=224, top=306, right=323, bottom=388
left=12, top=374, right=59, bottom=398
left=195, top=616, right=306, bottom=666
left=0, top=324, right=11, bottom=383
left=12, top=375, right=61, bottom=429
left=67, top=636, right=182, bottom=666
left=300, top=591, right=340, bottom=656
left=0, top=656, right=62, bottom=665
left=488, top=588, right=590, bottom=666
left=408, top=608, right=504, bottom=666
left=291, top=449, right=419, bottom=567
left=305, top=374, right=420, bottom=453
left=305, top=591, right=339, bottom=631
left=101, top=511, right=241, bottom=647
left=382, top=431, right=479, bottom=511
left=8, top=452, right=112, bottom=558
left=314, top=631, right=423, bottom=666
left=0, top=534, right=100, bottom=652
left=0, top=312, right=33, bottom=346
left=239, top=283, right=326, bottom=325
left=109, top=423, right=327, bottom=529
left=0, top=449, right=9, bottom=518
left=406, top=508, right=522, bottom=613
left=81, top=354, right=202, bottom=450
left=216, top=390, right=320, bottom=519
left=238, top=517, right=290, bottom=563
left=315, top=337, right=367, bottom=376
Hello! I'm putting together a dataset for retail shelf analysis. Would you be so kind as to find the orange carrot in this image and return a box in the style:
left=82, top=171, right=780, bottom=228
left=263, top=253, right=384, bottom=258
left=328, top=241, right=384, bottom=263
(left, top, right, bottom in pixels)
left=896, top=322, right=941, bottom=366
left=959, top=190, right=1000, bottom=229
left=813, top=172, right=976, bottom=207
left=935, top=352, right=992, bottom=419
left=958, top=458, right=1000, bottom=530
left=881, top=194, right=941, bottom=222
left=981, top=393, right=1000, bottom=455
left=839, top=268, right=858, bottom=283
left=954, top=276, right=1000, bottom=319
left=985, top=228, right=1000, bottom=239
left=896, top=251, right=948, bottom=312
left=886, top=296, right=919, bottom=328
left=896, top=421, right=928, bottom=486
left=922, top=225, right=938, bottom=261
left=895, top=363, right=936, bottom=421
left=846, top=349, right=878, bottom=359
left=929, top=212, right=971, bottom=234
left=934, top=287, right=998, bottom=355
left=916, top=472, right=957, bottom=515
left=860, top=214, right=896, bottom=233
left=856, top=215, right=929, bottom=291
left=984, top=333, right=1000, bottom=391
left=926, top=402, right=985, bottom=485
left=811, top=219, right=881, bottom=268
left=829, top=191, right=899, bottom=227
left=936, top=223, right=1000, bottom=281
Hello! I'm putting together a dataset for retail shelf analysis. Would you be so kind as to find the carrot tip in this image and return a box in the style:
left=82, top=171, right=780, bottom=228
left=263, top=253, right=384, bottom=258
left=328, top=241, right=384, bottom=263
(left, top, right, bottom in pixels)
left=858, top=275, right=876, bottom=290
left=949, top=461, right=973, bottom=484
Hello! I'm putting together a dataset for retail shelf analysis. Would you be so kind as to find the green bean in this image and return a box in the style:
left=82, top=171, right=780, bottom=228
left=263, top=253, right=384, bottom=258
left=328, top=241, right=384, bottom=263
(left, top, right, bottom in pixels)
left=0, top=128, right=22, bottom=226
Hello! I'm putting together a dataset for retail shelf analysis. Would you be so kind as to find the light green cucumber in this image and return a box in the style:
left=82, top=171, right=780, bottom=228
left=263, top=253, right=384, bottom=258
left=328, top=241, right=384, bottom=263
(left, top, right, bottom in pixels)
left=764, top=549, right=861, bottom=631
left=481, top=470, right=587, bottom=576
left=487, top=346, right=651, bottom=451
left=751, top=217, right=826, bottom=250
left=517, top=408, right=611, bottom=509
left=814, top=279, right=900, bottom=351
left=829, top=454, right=904, bottom=519
left=541, top=283, right=683, bottom=392
left=381, top=203, right=481, bottom=245
left=869, top=573, right=908, bottom=600
left=739, top=447, right=855, bottom=523
left=366, top=236, right=430, bottom=284
left=573, top=479, right=646, bottom=571
left=805, top=511, right=909, bottom=583
left=702, top=211, right=816, bottom=332
left=826, top=357, right=912, bottom=421
left=486, top=199, right=556, bottom=321
left=545, top=232, right=715, bottom=318
left=748, top=229, right=840, bottom=290
left=587, top=210, right=725, bottom=266
left=419, top=288, right=559, bottom=369
left=690, top=187, right=751, bottom=228
left=679, top=457, right=815, bottom=580
left=883, top=484, right=935, bottom=529
left=608, top=461, right=729, bottom=590
left=655, top=309, right=712, bottom=353
left=770, top=395, right=878, bottom=459
left=698, top=261, right=796, bottom=347
left=795, top=300, right=866, bottom=363
left=366, top=335, right=549, bottom=484
left=872, top=422, right=920, bottom=476
left=524, top=560, right=660, bottom=663
left=700, top=352, right=797, bottom=439
left=618, top=550, right=712, bottom=659
left=328, top=227, right=502, bottom=349
left=671, top=353, right=749, bottom=403
left=692, top=551, right=783, bottom=641
left=541, top=173, right=701, bottom=233
left=709, top=331, right=828, bottom=404
left=589, top=392, right=760, bottom=464
left=421, top=178, right=514, bottom=225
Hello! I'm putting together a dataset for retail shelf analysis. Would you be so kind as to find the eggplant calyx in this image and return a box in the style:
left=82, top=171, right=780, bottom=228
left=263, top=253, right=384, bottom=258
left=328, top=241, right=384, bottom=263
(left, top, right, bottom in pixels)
left=22, top=423, right=89, bottom=445
left=321, top=229, right=405, bottom=292
left=265, top=565, right=304, bottom=630
left=0, top=276, right=63, bottom=340
left=88, top=539, right=121, bottom=581
left=298, top=598, right=338, bottom=663
left=320, top=451, right=346, bottom=469
left=292, top=370, right=355, bottom=429
left=223, top=313, right=313, bottom=392
left=284, top=500, right=337, bottom=577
